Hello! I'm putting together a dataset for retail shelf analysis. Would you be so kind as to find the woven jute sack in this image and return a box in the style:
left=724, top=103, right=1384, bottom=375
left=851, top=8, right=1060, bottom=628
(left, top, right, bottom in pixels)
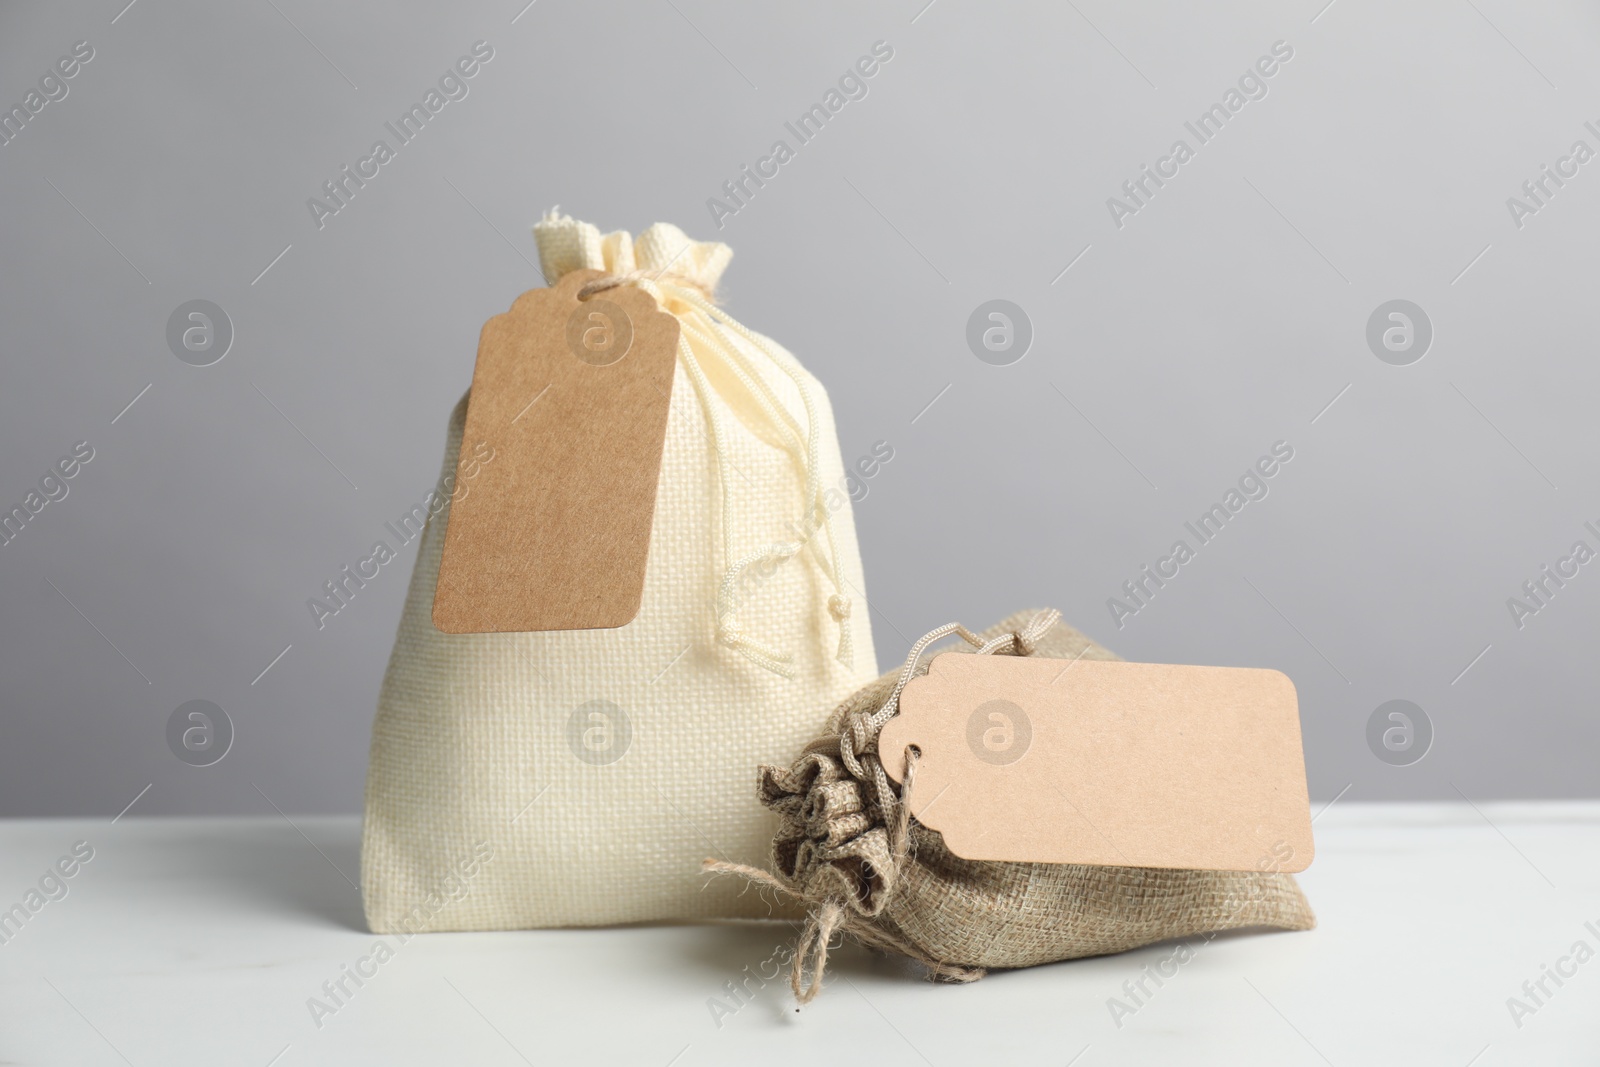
left=361, top=212, right=878, bottom=931
left=710, top=609, right=1314, bottom=1001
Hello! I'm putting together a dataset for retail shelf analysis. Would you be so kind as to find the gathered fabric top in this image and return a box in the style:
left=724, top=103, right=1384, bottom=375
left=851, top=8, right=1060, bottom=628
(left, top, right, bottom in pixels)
left=534, top=209, right=734, bottom=303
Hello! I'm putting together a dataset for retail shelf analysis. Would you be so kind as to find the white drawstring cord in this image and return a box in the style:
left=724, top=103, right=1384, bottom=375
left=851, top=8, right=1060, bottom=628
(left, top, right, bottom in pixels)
left=598, top=276, right=852, bottom=676
left=668, top=285, right=854, bottom=670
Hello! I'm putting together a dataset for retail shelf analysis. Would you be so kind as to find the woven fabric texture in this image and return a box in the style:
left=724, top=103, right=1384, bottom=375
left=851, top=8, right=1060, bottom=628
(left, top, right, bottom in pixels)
left=360, top=215, right=878, bottom=931
left=760, top=609, right=1315, bottom=975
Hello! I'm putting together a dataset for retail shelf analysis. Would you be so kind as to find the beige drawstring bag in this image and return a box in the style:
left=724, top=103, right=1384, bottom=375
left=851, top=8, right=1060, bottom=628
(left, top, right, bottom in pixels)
left=361, top=212, right=878, bottom=931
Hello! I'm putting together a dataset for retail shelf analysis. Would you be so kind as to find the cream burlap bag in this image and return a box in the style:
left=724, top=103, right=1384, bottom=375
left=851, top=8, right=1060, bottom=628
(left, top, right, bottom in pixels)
left=361, top=212, right=878, bottom=931
left=710, top=609, right=1315, bottom=1001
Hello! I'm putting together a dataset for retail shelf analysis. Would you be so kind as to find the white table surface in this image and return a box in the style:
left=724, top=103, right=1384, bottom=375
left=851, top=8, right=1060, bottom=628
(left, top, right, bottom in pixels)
left=2, top=802, right=1596, bottom=1065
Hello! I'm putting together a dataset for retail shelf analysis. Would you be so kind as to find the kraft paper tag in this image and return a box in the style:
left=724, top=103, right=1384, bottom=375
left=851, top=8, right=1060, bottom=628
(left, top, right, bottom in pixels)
left=433, top=269, right=678, bottom=633
left=878, top=654, right=1313, bottom=872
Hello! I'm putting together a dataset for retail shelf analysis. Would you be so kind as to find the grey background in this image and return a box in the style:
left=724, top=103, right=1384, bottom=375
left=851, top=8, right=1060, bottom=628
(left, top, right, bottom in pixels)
left=2, top=0, right=1596, bottom=816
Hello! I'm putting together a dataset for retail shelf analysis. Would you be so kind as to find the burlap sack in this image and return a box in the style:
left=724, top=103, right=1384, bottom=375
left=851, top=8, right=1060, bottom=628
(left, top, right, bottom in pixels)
left=361, top=213, right=878, bottom=931
left=711, top=609, right=1314, bottom=1001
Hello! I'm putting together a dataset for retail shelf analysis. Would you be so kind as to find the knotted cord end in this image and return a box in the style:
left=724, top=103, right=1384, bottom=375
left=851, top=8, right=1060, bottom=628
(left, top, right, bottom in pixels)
left=828, top=594, right=854, bottom=669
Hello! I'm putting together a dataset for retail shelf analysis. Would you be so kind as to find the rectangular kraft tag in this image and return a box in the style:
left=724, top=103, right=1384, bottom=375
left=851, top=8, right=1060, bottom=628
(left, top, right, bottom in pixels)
left=878, top=653, right=1313, bottom=872
left=433, top=268, right=679, bottom=633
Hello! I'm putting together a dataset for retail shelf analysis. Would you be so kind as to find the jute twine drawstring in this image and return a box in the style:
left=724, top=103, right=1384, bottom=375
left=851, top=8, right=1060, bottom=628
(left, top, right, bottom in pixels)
left=704, top=609, right=1063, bottom=1004
left=577, top=269, right=853, bottom=677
